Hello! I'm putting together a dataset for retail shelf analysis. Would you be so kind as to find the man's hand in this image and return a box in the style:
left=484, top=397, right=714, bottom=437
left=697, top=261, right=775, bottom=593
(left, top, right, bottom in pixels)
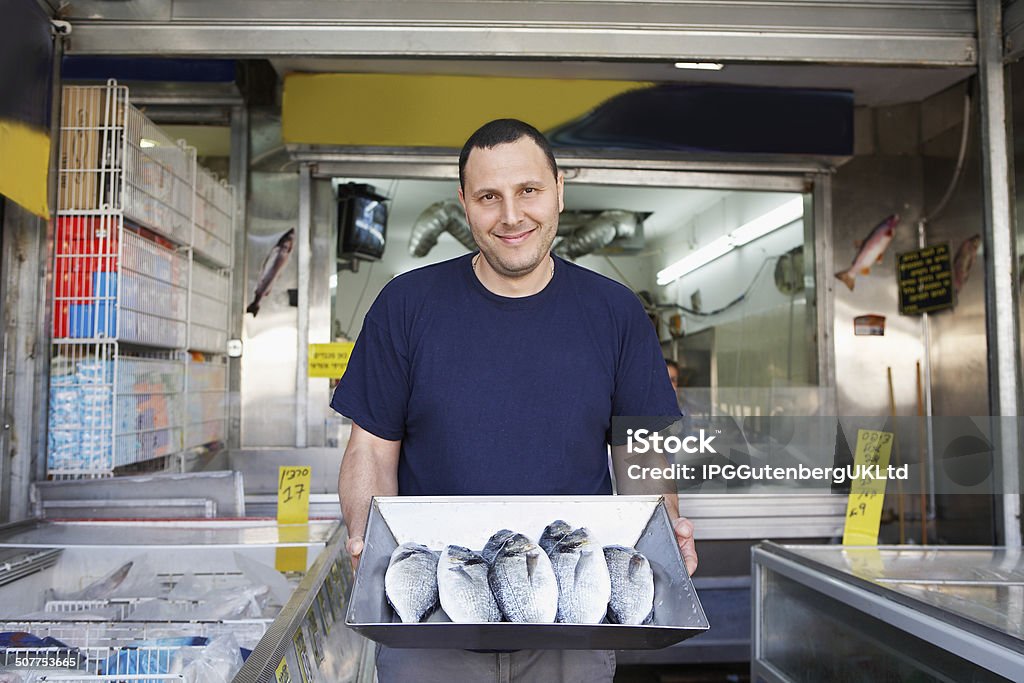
left=346, top=535, right=364, bottom=571
left=672, top=516, right=698, bottom=576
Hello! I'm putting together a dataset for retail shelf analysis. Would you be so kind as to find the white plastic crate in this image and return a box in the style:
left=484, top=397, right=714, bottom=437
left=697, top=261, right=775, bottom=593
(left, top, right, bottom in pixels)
left=192, top=167, right=233, bottom=268
left=184, top=360, right=227, bottom=450
left=187, top=262, right=230, bottom=354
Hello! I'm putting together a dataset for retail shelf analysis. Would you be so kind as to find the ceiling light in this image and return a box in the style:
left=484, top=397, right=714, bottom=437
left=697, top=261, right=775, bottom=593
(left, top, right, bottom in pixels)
left=656, top=197, right=804, bottom=285
left=656, top=235, right=732, bottom=285
left=730, top=197, right=803, bottom=246
left=673, top=62, right=724, bottom=71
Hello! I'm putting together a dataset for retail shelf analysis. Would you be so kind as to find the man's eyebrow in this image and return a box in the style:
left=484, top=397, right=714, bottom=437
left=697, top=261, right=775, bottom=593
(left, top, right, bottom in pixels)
left=471, top=180, right=547, bottom=197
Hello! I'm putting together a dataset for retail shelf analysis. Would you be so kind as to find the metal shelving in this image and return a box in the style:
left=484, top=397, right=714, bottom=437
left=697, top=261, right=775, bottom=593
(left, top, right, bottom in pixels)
left=48, top=81, right=235, bottom=478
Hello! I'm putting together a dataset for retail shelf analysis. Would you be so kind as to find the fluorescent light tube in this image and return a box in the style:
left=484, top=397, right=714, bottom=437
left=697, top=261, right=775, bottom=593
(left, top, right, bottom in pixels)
left=730, top=197, right=803, bottom=246
left=657, top=196, right=804, bottom=285
left=657, top=235, right=733, bottom=285
left=673, top=62, right=724, bottom=71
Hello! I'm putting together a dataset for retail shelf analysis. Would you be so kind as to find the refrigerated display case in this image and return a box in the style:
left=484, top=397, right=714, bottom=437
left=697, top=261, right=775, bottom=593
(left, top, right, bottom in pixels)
left=0, top=519, right=372, bottom=683
left=752, top=542, right=1024, bottom=682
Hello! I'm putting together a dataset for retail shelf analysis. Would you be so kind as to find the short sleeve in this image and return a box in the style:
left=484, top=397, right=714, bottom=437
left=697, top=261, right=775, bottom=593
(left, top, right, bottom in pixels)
left=610, top=301, right=681, bottom=441
left=330, top=315, right=410, bottom=441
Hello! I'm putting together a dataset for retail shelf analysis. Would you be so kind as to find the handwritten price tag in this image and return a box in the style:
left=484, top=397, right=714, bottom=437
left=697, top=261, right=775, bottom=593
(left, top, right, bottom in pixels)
left=276, top=466, right=312, bottom=572
left=842, top=429, right=894, bottom=546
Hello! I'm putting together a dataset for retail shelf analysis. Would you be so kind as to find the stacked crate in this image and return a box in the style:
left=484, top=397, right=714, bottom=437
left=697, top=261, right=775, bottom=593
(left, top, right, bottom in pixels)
left=48, top=81, right=234, bottom=478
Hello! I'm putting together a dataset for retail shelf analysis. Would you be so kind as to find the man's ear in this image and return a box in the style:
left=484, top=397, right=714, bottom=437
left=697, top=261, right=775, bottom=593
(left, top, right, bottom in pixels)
left=457, top=187, right=470, bottom=222
left=556, top=171, right=565, bottom=213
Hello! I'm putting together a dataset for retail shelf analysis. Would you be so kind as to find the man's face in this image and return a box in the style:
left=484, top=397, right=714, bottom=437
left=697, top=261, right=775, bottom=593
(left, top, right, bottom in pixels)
left=667, top=364, right=679, bottom=388
left=458, top=137, right=564, bottom=279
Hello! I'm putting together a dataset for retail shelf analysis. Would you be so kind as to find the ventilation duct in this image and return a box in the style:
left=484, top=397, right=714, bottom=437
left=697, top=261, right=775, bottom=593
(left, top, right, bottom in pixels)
left=552, top=210, right=638, bottom=259
left=409, top=201, right=642, bottom=260
left=408, top=200, right=478, bottom=256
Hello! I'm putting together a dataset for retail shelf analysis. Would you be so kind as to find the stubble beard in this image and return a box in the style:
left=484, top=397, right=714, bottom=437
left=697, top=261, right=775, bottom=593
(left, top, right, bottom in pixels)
left=478, top=223, right=557, bottom=279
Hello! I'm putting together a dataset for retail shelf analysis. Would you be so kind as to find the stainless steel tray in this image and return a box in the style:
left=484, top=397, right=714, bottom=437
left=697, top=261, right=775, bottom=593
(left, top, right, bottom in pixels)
left=345, top=496, right=709, bottom=650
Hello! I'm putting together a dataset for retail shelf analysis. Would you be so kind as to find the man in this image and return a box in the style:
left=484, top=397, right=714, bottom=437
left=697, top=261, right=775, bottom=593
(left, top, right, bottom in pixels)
left=665, top=358, right=681, bottom=389
left=332, top=119, right=696, bottom=682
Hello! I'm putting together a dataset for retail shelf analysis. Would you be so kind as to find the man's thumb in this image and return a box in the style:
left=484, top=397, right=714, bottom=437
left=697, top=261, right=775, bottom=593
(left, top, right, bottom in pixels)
left=347, top=537, right=364, bottom=556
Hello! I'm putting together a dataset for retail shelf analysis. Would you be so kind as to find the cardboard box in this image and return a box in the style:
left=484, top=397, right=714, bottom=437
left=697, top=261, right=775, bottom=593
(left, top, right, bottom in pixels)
left=58, top=89, right=104, bottom=211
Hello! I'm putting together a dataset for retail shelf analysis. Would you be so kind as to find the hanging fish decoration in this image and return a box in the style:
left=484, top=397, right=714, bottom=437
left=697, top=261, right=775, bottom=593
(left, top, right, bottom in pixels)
left=246, top=228, right=295, bottom=317
left=835, top=214, right=900, bottom=291
left=952, top=234, right=982, bottom=293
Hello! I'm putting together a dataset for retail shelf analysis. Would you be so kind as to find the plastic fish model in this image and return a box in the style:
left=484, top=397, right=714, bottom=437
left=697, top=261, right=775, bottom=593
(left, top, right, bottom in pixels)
left=485, top=530, right=558, bottom=623
left=835, top=214, right=900, bottom=291
left=246, top=228, right=295, bottom=317
left=544, top=526, right=611, bottom=624
left=953, top=234, right=982, bottom=293
left=437, top=545, right=501, bottom=623
left=384, top=543, right=439, bottom=623
left=604, top=546, right=655, bottom=625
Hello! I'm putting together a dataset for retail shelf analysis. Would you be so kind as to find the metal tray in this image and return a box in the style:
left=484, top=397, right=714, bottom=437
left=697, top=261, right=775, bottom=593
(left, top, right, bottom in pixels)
left=345, top=495, right=709, bottom=650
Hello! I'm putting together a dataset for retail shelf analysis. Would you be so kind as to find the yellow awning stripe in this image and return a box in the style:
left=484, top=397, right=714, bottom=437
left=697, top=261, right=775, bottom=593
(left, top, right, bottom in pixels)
left=0, top=119, right=51, bottom=219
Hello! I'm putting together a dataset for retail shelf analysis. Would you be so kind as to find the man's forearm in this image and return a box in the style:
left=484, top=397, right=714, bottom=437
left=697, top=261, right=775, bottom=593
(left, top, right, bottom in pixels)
left=338, top=442, right=399, bottom=541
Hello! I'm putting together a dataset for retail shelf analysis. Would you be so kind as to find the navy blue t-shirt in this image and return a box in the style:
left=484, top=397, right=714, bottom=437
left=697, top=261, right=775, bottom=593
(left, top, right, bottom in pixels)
left=330, top=253, right=680, bottom=496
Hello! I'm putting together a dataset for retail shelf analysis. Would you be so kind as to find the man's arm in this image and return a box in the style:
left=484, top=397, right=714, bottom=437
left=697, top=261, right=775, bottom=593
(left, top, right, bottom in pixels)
left=338, top=422, right=401, bottom=564
left=611, top=442, right=698, bottom=576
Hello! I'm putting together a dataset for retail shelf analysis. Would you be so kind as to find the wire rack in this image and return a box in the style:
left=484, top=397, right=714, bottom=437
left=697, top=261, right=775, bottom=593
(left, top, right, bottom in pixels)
left=50, top=81, right=235, bottom=478
left=184, top=359, right=228, bottom=450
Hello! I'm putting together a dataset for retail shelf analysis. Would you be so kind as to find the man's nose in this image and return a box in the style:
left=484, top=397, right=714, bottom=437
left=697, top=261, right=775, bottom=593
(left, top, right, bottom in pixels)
left=500, top=197, right=523, bottom=226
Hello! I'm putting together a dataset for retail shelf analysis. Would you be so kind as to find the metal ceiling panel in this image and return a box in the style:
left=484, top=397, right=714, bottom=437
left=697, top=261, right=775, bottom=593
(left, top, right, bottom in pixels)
left=62, top=0, right=977, bottom=66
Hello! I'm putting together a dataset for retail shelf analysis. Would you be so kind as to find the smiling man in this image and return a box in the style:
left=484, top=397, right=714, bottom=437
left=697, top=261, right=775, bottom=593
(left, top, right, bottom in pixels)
left=332, top=119, right=695, bottom=682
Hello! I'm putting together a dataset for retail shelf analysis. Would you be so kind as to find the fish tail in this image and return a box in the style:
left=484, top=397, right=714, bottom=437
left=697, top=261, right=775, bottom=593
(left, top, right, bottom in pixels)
left=835, top=269, right=856, bottom=291
left=246, top=300, right=260, bottom=317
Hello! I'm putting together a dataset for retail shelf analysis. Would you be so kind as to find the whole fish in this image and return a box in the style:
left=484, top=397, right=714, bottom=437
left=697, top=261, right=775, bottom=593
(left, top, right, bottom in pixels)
left=604, top=546, right=655, bottom=625
left=953, top=234, right=982, bottom=292
left=486, top=531, right=558, bottom=623
left=246, top=228, right=295, bottom=317
left=384, top=543, right=439, bottom=623
left=538, top=519, right=572, bottom=554
left=64, top=561, right=134, bottom=601
left=545, top=527, right=611, bottom=624
left=835, top=214, right=900, bottom=291
left=437, top=545, right=502, bottom=623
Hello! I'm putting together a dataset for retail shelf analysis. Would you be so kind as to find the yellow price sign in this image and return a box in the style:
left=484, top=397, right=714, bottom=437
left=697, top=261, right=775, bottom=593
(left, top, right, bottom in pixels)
left=276, top=466, right=312, bottom=572
left=308, top=342, right=354, bottom=378
left=843, top=429, right=895, bottom=546
left=275, top=658, right=291, bottom=683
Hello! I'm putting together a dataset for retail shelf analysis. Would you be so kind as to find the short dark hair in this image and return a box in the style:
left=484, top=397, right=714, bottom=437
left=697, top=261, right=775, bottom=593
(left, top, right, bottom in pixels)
left=665, top=359, right=680, bottom=372
left=458, top=118, right=558, bottom=189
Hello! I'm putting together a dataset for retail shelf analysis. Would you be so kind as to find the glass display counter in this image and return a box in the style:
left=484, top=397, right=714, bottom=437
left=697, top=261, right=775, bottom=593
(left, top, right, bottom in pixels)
left=752, top=543, right=1024, bottom=682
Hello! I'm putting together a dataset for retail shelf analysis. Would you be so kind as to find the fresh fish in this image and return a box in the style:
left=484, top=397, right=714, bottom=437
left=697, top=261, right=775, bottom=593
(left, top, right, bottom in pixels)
left=71, top=561, right=134, bottom=600
left=835, top=214, right=900, bottom=291
left=545, top=527, right=611, bottom=624
left=437, top=545, right=502, bottom=623
left=481, top=528, right=516, bottom=565
left=538, top=519, right=572, bottom=554
left=604, top=546, right=655, bottom=625
left=953, top=234, right=982, bottom=293
left=384, top=543, right=439, bottom=623
left=246, top=228, right=295, bottom=317
left=486, top=531, right=558, bottom=623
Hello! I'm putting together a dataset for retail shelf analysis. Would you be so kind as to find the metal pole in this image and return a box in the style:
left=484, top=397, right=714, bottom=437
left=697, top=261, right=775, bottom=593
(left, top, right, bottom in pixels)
left=916, top=221, right=937, bottom=519
left=228, top=104, right=249, bottom=450
left=811, top=173, right=835, bottom=393
left=977, top=0, right=1023, bottom=548
left=296, top=164, right=312, bottom=448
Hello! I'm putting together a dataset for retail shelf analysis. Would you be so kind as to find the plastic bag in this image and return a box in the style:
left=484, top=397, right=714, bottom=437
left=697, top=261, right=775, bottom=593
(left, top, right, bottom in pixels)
left=170, top=634, right=244, bottom=683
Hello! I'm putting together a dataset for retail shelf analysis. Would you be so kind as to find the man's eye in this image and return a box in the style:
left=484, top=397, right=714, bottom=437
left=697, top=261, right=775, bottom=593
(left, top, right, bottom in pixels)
left=482, top=193, right=496, bottom=201
left=523, top=188, right=535, bottom=194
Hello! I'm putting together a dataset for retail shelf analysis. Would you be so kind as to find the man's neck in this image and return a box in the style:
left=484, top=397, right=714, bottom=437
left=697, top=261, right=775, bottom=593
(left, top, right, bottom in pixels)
left=474, top=255, right=554, bottom=298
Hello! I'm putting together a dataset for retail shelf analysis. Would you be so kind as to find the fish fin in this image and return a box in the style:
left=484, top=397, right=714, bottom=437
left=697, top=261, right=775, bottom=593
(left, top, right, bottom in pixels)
left=246, top=300, right=260, bottom=317
left=835, top=270, right=856, bottom=291
left=859, top=267, right=871, bottom=275
left=642, top=608, right=655, bottom=625
left=854, top=240, right=863, bottom=249
left=525, top=552, right=538, bottom=580
left=875, top=254, right=884, bottom=263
